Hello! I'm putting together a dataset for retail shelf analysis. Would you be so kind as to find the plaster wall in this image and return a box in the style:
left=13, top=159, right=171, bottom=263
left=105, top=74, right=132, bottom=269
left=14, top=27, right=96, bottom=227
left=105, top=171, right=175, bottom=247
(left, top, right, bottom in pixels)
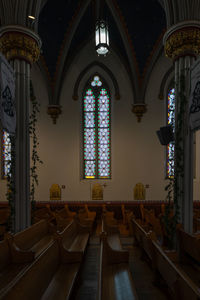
left=0, top=41, right=199, bottom=202
left=30, top=42, right=173, bottom=202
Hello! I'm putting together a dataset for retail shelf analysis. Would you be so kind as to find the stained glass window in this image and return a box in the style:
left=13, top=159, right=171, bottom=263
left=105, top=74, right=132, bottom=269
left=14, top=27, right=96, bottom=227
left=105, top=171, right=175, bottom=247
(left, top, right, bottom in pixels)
left=83, top=75, right=111, bottom=179
left=2, top=131, right=11, bottom=178
left=167, top=87, right=175, bottom=178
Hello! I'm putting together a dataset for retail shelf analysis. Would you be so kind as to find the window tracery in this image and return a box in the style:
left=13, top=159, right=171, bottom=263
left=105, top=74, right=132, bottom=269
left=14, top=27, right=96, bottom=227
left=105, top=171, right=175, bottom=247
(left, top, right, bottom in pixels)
left=83, top=75, right=111, bottom=179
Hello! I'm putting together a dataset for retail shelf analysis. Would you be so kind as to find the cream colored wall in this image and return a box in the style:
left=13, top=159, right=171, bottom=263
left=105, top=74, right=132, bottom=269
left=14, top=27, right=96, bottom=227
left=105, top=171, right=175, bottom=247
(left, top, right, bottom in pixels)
left=30, top=41, right=173, bottom=202
left=1, top=40, right=198, bottom=202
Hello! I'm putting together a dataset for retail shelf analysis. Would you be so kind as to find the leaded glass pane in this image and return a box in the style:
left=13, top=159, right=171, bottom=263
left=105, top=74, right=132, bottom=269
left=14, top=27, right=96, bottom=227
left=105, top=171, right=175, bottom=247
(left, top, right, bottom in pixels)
left=3, top=131, right=11, bottom=177
left=85, top=161, right=96, bottom=178
left=167, top=88, right=175, bottom=178
left=84, top=113, right=95, bottom=128
left=98, top=128, right=110, bottom=143
left=98, top=112, right=110, bottom=128
left=98, top=89, right=109, bottom=112
left=98, top=144, right=110, bottom=160
left=91, top=76, right=102, bottom=87
left=98, top=160, right=110, bottom=178
left=84, top=89, right=95, bottom=112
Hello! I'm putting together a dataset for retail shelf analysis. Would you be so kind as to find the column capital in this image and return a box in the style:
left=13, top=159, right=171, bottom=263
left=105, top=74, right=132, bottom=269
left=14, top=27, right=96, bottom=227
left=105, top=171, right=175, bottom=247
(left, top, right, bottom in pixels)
left=132, top=104, right=147, bottom=123
left=0, top=25, right=41, bottom=64
left=163, top=21, right=200, bottom=60
left=47, top=105, right=62, bottom=124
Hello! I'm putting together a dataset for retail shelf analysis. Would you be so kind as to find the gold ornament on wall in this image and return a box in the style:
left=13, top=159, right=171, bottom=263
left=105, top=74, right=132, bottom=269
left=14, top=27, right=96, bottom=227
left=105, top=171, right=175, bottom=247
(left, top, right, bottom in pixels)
left=92, top=183, right=103, bottom=200
left=50, top=184, right=61, bottom=201
left=132, top=104, right=147, bottom=122
left=164, top=27, right=200, bottom=60
left=134, top=183, right=146, bottom=200
left=0, top=32, right=40, bottom=64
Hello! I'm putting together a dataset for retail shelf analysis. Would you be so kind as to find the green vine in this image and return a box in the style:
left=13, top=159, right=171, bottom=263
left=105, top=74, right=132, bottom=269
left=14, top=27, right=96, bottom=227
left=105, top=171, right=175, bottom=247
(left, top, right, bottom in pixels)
left=163, top=74, right=186, bottom=249
left=29, top=81, right=43, bottom=222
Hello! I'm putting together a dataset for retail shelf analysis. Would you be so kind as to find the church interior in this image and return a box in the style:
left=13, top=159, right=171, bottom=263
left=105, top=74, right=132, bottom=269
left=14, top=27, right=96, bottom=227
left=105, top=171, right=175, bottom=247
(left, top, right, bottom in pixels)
left=0, top=0, right=200, bottom=299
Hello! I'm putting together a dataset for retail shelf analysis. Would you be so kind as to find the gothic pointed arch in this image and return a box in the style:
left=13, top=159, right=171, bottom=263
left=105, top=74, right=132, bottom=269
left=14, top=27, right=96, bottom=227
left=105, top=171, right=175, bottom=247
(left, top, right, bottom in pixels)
left=73, top=61, right=120, bottom=102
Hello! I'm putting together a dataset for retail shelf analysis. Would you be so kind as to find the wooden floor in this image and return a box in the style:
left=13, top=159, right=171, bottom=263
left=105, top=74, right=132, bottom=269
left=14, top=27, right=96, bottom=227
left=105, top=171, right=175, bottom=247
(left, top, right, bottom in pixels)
left=73, top=224, right=169, bottom=300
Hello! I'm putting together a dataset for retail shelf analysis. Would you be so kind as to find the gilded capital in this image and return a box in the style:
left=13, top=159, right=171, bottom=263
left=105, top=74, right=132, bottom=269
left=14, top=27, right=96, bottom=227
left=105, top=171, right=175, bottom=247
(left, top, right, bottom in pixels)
left=132, top=104, right=147, bottom=123
left=0, top=26, right=41, bottom=64
left=164, top=26, right=200, bottom=60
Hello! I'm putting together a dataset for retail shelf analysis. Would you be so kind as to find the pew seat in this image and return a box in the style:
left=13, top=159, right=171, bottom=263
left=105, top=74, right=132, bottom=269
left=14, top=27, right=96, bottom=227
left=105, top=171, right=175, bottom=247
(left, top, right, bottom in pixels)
left=55, top=219, right=90, bottom=262
left=2, top=240, right=81, bottom=300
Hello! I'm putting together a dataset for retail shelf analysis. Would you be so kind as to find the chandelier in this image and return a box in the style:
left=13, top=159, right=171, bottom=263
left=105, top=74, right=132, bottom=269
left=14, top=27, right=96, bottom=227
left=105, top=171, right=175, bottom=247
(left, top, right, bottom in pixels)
left=95, top=0, right=109, bottom=56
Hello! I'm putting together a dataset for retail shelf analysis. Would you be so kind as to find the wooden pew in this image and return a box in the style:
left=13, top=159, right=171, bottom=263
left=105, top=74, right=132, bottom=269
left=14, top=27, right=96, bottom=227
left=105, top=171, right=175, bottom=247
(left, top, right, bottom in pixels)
left=2, top=240, right=81, bottom=300
left=131, top=217, right=156, bottom=262
left=33, top=206, right=55, bottom=223
left=64, top=204, right=76, bottom=218
left=77, top=208, right=94, bottom=227
left=84, top=204, right=96, bottom=220
left=98, top=220, right=138, bottom=300
left=6, top=219, right=56, bottom=259
left=151, top=239, right=200, bottom=299
left=176, top=227, right=200, bottom=286
left=177, top=227, right=200, bottom=264
left=0, top=209, right=10, bottom=238
left=0, top=237, right=35, bottom=298
left=53, top=208, right=73, bottom=231
left=54, top=219, right=90, bottom=263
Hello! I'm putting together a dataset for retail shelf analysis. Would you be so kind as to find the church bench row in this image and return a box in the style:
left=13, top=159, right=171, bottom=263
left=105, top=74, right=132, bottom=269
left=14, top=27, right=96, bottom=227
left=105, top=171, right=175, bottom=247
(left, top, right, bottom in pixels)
left=55, top=219, right=90, bottom=263
left=98, top=218, right=138, bottom=300
left=131, top=217, right=200, bottom=299
left=2, top=240, right=81, bottom=300
left=176, top=227, right=200, bottom=286
left=0, top=219, right=91, bottom=299
left=151, top=239, right=200, bottom=299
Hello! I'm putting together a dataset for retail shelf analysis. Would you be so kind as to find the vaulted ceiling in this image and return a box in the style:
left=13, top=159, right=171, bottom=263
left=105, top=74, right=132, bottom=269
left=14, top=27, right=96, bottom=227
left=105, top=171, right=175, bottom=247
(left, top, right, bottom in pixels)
left=38, top=0, right=166, bottom=79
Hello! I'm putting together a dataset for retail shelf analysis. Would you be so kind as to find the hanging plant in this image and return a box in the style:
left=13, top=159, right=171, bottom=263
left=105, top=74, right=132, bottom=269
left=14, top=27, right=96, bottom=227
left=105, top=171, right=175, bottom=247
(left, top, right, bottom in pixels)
left=29, top=81, right=43, bottom=222
left=163, top=74, right=186, bottom=249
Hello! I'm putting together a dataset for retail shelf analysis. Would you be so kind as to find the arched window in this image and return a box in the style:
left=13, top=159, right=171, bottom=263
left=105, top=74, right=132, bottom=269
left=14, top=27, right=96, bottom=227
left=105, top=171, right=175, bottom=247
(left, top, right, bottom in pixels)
left=83, top=74, right=111, bottom=179
left=167, top=87, right=175, bottom=178
left=1, top=131, right=11, bottom=178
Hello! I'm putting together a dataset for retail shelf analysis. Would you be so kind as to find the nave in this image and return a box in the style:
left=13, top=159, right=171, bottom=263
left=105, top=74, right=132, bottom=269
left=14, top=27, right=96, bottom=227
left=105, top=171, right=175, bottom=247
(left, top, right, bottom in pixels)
left=0, top=203, right=199, bottom=300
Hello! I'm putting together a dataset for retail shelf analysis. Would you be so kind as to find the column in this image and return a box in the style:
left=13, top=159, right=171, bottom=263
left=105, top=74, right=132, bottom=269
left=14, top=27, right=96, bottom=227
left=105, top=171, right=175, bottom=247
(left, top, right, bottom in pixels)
left=164, top=22, right=200, bottom=232
left=0, top=26, right=41, bottom=232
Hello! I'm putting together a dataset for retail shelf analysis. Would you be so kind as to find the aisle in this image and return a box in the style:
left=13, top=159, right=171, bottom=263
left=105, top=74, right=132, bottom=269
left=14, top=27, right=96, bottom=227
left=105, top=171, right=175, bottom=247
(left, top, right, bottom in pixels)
left=74, top=231, right=168, bottom=300
left=74, top=236, right=100, bottom=300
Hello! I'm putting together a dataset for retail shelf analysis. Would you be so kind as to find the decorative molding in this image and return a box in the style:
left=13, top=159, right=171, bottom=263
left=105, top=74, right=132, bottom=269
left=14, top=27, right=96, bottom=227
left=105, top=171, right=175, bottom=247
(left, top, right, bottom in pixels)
left=132, top=104, right=147, bottom=123
left=47, top=105, right=62, bottom=124
left=164, top=23, right=200, bottom=60
left=0, top=26, right=41, bottom=63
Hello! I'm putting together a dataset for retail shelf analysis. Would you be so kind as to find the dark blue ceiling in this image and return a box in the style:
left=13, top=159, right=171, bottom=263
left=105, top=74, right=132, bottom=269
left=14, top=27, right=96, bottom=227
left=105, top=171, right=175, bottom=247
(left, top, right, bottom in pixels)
left=38, top=0, right=166, bottom=79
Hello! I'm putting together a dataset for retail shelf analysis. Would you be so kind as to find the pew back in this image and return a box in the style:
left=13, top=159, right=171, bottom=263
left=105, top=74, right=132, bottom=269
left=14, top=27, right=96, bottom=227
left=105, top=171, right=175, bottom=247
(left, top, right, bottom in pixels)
left=13, top=220, right=50, bottom=250
left=0, top=239, right=10, bottom=271
left=3, top=241, right=59, bottom=300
